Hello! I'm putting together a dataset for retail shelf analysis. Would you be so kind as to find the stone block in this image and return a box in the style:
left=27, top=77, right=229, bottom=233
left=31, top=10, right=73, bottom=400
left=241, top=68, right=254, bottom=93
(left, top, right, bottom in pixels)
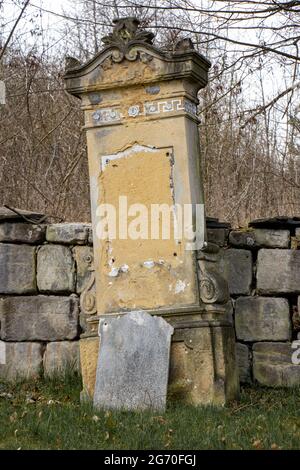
left=46, top=223, right=91, bottom=245
left=0, top=207, right=45, bottom=222
left=0, top=244, right=36, bottom=294
left=229, top=229, right=289, bottom=249
left=223, top=249, right=253, bottom=295
left=229, top=230, right=256, bottom=249
left=73, top=246, right=94, bottom=294
left=257, top=249, right=300, bottom=294
left=207, top=228, right=229, bottom=247
left=236, top=343, right=251, bottom=384
left=296, top=228, right=300, bottom=241
left=169, top=325, right=239, bottom=406
left=253, top=342, right=300, bottom=387
left=43, top=341, right=80, bottom=376
left=235, top=296, right=291, bottom=342
left=0, top=342, right=43, bottom=381
left=224, top=300, right=234, bottom=325
left=292, top=298, right=300, bottom=334
left=0, top=296, right=79, bottom=341
left=0, top=223, right=46, bottom=244
left=254, top=229, right=290, bottom=248
left=37, top=245, right=75, bottom=293
left=291, top=237, right=299, bottom=250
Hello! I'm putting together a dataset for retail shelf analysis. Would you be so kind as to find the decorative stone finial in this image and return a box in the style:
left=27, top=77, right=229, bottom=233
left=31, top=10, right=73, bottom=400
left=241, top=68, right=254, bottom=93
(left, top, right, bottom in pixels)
left=102, top=17, right=155, bottom=47
left=175, top=38, right=195, bottom=52
left=65, top=56, right=81, bottom=71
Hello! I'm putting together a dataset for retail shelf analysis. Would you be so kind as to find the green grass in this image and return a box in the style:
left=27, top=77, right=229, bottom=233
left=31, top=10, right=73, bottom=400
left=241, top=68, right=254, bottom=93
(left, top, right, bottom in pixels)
left=0, top=374, right=300, bottom=450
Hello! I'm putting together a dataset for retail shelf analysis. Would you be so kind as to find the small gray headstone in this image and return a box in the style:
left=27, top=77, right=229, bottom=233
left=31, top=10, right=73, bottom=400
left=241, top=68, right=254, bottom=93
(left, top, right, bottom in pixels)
left=94, top=311, right=174, bottom=411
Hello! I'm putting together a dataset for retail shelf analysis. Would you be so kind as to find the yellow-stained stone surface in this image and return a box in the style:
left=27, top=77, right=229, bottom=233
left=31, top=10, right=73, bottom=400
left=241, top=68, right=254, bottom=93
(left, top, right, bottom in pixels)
left=169, top=327, right=239, bottom=405
left=79, top=337, right=99, bottom=398
left=97, top=145, right=197, bottom=313
left=66, top=45, right=208, bottom=316
left=88, top=110, right=202, bottom=315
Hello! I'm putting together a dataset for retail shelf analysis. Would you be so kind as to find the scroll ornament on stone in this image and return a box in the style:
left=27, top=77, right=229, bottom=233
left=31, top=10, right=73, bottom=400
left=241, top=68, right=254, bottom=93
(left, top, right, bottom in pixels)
left=198, top=243, right=229, bottom=305
left=80, top=253, right=97, bottom=316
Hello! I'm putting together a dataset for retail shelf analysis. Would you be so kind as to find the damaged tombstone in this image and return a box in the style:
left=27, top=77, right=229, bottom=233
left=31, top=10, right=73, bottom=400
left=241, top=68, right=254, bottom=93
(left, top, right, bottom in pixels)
left=94, top=311, right=174, bottom=411
left=64, top=17, right=239, bottom=408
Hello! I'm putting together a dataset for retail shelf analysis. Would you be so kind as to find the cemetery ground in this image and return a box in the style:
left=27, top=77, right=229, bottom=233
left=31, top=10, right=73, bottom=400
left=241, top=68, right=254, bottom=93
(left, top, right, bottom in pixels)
left=0, top=373, right=300, bottom=450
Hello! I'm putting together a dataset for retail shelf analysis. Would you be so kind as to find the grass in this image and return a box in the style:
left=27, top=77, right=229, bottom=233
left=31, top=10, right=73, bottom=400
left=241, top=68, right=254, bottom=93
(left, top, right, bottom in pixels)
left=0, top=374, right=300, bottom=450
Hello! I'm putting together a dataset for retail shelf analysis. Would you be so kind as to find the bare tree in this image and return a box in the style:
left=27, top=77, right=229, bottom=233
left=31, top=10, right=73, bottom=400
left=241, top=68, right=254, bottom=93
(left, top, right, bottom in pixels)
left=0, top=0, right=299, bottom=225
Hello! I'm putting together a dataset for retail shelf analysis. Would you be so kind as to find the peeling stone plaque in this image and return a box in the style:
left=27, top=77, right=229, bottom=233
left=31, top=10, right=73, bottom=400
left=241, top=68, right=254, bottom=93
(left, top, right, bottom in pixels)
left=94, top=311, right=174, bottom=411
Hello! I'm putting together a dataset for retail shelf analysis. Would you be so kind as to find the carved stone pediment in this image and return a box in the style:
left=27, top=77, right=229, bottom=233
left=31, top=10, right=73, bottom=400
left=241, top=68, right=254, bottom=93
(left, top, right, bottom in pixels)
left=64, top=18, right=211, bottom=98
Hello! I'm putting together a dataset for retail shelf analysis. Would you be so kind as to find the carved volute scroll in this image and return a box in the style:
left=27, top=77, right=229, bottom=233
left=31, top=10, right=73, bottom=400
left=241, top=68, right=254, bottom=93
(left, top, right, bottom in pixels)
left=80, top=253, right=97, bottom=316
left=198, top=243, right=229, bottom=305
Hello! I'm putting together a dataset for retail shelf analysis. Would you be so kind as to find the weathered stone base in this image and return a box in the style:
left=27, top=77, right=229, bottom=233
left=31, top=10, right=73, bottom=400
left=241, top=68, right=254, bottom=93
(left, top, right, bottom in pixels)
left=0, top=342, right=43, bottom=381
left=80, top=311, right=239, bottom=406
left=169, top=326, right=239, bottom=406
left=43, top=341, right=80, bottom=377
left=253, top=342, right=300, bottom=387
left=79, top=336, right=99, bottom=399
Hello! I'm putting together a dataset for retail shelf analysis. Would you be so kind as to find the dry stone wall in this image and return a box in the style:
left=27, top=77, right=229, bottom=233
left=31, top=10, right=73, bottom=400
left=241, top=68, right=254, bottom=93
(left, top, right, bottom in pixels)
left=0, top=215, right=300, bottom=389
left=208, top=218, right=300, bottom=388
left=0, top=220, right=91, bottom=381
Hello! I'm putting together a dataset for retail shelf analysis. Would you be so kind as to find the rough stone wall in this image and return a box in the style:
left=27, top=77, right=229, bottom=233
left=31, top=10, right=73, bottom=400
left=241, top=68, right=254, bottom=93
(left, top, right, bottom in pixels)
left=0, top=221, right=92, bottom=380
left=1, top=218, right=300, bottom=388
left=208, top=222, right=300, bottom=388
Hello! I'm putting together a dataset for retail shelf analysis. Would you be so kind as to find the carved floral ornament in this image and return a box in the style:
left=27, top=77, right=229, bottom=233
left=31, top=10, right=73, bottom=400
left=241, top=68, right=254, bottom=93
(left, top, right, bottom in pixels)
left=102, top=17, right=155, bottom=47
left=100, top=17, right=196, bottom=64
left=97, top=17, right=154, bottom=64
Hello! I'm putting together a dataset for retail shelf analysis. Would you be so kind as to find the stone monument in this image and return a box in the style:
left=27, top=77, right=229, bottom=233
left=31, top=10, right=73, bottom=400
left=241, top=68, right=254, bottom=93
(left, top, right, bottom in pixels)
left=64, top=17, right=239, bottom=406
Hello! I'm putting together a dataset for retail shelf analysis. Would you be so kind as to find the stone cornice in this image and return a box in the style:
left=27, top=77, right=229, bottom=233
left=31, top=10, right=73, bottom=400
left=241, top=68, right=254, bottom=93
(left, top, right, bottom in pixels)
left=64, top=29, right=211, bottom=97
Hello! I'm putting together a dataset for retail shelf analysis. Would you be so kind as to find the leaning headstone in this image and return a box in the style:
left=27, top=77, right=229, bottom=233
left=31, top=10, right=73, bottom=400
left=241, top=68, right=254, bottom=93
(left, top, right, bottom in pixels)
left=94, top=311, right=174, bottom=411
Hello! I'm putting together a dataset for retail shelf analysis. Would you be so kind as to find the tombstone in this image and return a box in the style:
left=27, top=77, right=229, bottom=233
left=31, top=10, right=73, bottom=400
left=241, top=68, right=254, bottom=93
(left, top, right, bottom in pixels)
left=65, top=17, right=239, bottom=406
left=94, top=311, right=173, bottom=411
